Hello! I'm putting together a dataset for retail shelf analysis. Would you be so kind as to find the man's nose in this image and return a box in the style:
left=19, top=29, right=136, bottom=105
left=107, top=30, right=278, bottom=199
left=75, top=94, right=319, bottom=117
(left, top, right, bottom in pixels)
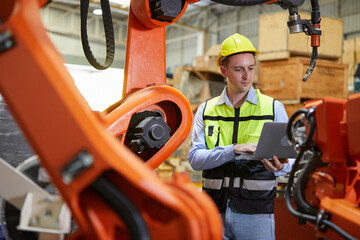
left=242, top=70, right=248, bottom=79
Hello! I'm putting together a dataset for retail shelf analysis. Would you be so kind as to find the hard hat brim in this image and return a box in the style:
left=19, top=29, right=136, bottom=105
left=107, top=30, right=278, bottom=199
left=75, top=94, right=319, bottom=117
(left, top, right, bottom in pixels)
left=216, top=50, right=260, bottom=67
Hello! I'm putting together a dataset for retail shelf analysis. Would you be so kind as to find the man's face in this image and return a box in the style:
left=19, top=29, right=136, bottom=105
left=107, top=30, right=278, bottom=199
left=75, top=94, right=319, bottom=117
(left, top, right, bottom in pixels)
left=220, top=53, right=256, bottom=94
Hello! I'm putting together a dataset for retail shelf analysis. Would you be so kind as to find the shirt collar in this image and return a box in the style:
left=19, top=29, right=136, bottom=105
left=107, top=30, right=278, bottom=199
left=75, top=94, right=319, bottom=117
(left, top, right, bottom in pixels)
left=216, top=86, right=258, bottom=107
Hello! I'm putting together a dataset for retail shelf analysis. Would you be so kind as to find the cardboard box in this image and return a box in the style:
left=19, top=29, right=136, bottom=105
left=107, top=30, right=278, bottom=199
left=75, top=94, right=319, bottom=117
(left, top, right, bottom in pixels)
left=258, top=11, right=343, bottom=61
left=341, top=39, right=356, bottom=90
left=259, top=57, right=348, bottom=102
left=193, top=55, right=220, bottom=73
left=342, top=39, right=355, bottom=64
left=192, top=45, right=221, bottom=73
left=205, top=44, right=221, bottom=56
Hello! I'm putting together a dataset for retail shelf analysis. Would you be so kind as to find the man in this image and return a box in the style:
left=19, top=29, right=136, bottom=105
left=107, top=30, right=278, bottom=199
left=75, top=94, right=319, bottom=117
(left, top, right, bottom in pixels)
left=188, top=33, right=294, bottom=240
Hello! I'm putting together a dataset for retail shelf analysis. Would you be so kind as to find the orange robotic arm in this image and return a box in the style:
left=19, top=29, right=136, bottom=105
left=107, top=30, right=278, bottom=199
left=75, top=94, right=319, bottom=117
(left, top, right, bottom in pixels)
left=0, top=0, right=221, bottom=239
left=104, top=0, right=195, bottom=168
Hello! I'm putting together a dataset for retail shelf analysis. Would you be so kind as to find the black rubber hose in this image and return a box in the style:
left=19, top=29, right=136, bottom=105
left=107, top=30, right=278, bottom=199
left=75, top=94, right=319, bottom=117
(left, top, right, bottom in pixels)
left=310, top=0, right=321, bottom=25
left=293, top=151, right=321, bottom=216
left=285, top=149, right=317, bottom=223
left=91, top=176, right=149, bottom=240
left=303, top=47, right=318, bottom=82
left=286, top=108, right=308, bottom=144
left=80, top=0, right=115, bottom=70
left=311, top=0, right=319, bottom=12
left=209, top=0, right=271, bottom=6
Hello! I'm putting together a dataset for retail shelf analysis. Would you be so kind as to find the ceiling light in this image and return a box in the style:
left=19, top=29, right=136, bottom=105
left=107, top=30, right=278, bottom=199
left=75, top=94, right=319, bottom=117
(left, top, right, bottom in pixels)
left=93, top=9, right=102, bottom=15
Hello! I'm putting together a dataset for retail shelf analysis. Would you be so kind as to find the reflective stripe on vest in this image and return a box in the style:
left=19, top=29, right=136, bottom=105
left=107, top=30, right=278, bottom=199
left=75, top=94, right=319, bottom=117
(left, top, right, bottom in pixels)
left=203, top=177, right=278, bottom=190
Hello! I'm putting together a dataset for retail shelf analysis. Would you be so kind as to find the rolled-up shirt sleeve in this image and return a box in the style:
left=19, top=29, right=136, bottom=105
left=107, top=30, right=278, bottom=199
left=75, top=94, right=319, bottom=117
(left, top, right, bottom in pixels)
left=188, top=103, right=235, bottom=171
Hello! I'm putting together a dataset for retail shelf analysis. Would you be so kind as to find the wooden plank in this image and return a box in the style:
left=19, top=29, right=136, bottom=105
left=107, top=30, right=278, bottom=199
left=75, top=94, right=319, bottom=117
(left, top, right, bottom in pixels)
left=257, top=51, right=290, bottom=61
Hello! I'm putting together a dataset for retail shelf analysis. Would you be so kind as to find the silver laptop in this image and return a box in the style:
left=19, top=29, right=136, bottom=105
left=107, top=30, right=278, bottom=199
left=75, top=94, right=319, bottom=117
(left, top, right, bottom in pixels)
left=237, top=122, right=297, bottom=160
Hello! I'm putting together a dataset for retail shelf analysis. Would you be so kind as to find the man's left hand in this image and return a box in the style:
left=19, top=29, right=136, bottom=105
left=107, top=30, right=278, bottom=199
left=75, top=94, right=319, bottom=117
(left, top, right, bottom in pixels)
left=261, top=156, right=289, bottom=172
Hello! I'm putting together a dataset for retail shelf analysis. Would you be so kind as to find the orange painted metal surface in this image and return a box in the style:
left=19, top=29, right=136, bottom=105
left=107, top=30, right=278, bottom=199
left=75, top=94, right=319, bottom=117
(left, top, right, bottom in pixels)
left=123, top=0, right=189, bottom=95
left=122, top=9, right=167, bottom=96
left=105, top=85, right=192, bottom=169
left=0, top=0, right=222, bottom=239
left=318, top=198, right=360, bottom=240
left=301, top=95, right=360, bottom=239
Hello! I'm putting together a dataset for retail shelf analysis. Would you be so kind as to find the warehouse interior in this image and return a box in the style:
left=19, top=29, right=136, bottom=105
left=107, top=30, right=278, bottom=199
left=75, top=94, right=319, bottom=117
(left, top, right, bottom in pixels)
left=1, top=0, right=360, bottom=239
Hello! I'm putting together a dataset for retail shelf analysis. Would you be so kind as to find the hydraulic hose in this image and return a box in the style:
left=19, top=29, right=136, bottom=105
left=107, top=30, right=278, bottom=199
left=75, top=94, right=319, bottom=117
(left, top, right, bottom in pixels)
left=293, top=151, right=321, bottom=216
left=91, top=176, right=149, bottom=240
left=209, top=0, right=271, bottom=6
left=303, top=46, right=318, bottom=82
left=311, top=0, right=320, bottom=18
left=285, top=149, right=317, bottom=223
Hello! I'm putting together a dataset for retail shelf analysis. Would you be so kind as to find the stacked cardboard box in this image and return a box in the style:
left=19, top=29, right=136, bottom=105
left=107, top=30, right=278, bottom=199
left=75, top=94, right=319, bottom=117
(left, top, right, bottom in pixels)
left=193, top=45, right=221, bottom=74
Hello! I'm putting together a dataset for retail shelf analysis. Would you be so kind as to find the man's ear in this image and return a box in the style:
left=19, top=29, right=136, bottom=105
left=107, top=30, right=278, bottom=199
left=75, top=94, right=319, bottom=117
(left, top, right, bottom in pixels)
left=220, top=66, right=227, bottom=78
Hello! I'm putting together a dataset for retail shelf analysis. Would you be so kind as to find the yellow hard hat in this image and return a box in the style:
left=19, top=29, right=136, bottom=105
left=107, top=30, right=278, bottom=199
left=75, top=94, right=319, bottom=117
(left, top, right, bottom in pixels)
left=216, top=33, right=260, bottom=67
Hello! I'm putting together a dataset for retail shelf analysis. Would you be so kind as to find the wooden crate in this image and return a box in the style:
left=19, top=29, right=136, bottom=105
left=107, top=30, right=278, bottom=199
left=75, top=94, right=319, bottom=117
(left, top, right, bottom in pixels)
left=259, top=57, right=348, bottom=102
left=192, top=45, right=221, bottom=74
left=356, top=37, right=360, bottom=63
left=258, top=11, right=343, bottom=61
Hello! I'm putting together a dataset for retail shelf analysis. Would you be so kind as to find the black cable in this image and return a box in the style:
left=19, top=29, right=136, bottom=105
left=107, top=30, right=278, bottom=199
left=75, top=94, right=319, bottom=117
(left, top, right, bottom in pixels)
left=80, top=0, right=115, bottom=70
left=293, top=151, right=321, bottom=216
left=322, top=219, right=357, bottom=240
left=286, top=108, right=308, bottom=143
left=303, top=47, right=318, bottom=82
left=310, top=0, right=320, bottom=16
left=285, top=148, right=317, bottom=223
left=91, top=176, right=149, bottom=240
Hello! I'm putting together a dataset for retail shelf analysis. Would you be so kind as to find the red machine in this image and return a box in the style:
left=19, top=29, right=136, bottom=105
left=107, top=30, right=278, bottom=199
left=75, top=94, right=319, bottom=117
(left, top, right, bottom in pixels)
left=0, top=0, right=358, bottom=239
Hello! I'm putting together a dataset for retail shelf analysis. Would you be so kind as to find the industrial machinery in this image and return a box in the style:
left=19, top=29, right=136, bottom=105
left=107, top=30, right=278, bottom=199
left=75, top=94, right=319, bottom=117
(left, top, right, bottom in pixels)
left=0, top=0, right=359, bottom=239
left=286, top=96, right=360, bottom=240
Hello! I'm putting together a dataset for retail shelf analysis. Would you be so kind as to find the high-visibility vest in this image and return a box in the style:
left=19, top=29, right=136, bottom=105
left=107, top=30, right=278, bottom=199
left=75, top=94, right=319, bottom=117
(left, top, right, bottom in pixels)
left=202, top=89, right=277, bottom=214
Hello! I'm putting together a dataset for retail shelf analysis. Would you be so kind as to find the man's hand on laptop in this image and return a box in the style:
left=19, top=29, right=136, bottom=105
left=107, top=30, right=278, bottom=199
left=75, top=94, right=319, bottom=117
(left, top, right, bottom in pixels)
left=233, top=143, right=257, bottom=155
left=261, top=155, right=289, bottom=172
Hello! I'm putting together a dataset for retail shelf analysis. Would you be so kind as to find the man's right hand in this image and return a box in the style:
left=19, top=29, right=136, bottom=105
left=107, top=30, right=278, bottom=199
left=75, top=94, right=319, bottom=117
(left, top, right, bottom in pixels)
left=233, top=143, right=257, bottom=155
